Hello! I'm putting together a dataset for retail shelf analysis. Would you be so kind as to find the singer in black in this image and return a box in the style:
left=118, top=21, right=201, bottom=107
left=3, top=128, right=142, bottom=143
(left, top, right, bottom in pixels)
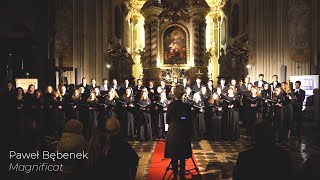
left=206, top=93, right=223, bottom=141
left=261, top=83, right=272, bottom=121
left=272, top=87, right=286, bottom=142
left=119, top=88, right=136, bottom=140
left=246, top=86, right=263, bottom=137
left=138, top=88, right=152, bottom=141
left=293, top=81, right=305, bottom=139
left=223, top=88, right=240, bottom=141
left=164, top=86, right=192, bottom=179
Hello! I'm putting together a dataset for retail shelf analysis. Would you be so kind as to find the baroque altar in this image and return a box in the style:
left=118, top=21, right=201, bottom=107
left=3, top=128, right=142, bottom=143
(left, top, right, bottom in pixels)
left=139, top=0, right=211, bottom=84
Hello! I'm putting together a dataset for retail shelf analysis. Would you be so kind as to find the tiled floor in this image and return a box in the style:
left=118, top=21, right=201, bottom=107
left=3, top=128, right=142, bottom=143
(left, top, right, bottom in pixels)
left=133, top=127, right=320, bottom=180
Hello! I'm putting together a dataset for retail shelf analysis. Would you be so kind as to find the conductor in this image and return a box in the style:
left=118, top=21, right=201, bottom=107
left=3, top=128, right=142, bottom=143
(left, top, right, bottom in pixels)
left=164, top=85, right=193, bottom=179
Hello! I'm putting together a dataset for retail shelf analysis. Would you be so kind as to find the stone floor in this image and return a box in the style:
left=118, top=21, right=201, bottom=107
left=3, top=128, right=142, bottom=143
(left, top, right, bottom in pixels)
left=132, top=127, right=320, bottom=180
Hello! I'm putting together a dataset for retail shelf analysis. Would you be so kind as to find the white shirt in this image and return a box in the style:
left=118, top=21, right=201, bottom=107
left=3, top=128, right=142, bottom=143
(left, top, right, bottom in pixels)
left=258, top=80, right=263, bottom=87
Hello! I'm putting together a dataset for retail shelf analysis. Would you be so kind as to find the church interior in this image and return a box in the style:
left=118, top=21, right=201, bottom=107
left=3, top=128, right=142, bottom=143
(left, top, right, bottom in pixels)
left=1, top=0, right=320, bottom=180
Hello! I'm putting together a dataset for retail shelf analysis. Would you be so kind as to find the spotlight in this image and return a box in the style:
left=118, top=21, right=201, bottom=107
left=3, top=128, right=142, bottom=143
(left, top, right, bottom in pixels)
left=106, top=64, right=111, bottom=68
left=246, top=64, right=251, bottom=69
left=9, top=53, right=12, bottom=56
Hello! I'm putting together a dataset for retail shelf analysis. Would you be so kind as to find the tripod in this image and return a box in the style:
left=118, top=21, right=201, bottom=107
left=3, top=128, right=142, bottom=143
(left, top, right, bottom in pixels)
left=162, top=156, right=199, bottom=180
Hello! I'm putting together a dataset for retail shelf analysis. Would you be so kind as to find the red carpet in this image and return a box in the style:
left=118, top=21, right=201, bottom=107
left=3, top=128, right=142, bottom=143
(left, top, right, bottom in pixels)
left=148, top=141, right=199, bottom=180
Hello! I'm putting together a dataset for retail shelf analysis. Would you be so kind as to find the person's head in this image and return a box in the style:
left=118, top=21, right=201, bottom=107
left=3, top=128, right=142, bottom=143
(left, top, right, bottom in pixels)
left=88, top=91, right=96, bottom=101
left=125, top=88, right=132, bottom=96
left=108, top=89, right=116, bottom=99
left=281, top=82, right=287, bottom=91
left=46, top=85, right=53, bottom=93
left=185, top=87, right=192, bottom=95
left=91, top=78, right=96, bottom=85
left=53, top=90, right=62, bottom=99
left=160, top=80, right=166, bottom=87
left=295, top=81, right=301, bottom=89
left=247, top=83, right=253, bottom=91
left=88, top=131, right=109, bottom=167
left=28, top=84, right=35, bottom=94
left=245, top=76, right=250, bottom=84
left=94, top=87, right=100, bottom=96
left=64, top=119, right=83, bottom=134
left=141, top=88, right=148, bottom=99
left=73, top=89, right=80, bottom=97
left=60, top=85, right=66, bottom=94
left=174, top=85, right=185, bottom=100
left=220, top=78, right=226, bottom=85
left=272, top=75, right=278, bottom=82
left=105, top=118, right=120, bottom=137
left=212, top=92, right=220, bottom=100
left=16, top=87, right=24, bottom=96
left=201, top=86, right=207, bottom=94
left=264, top=83, right=269, bottom=90
left=35, top=89, right=42, bottom=98
left=193, top=92, right=201, bottom=102
left=112, top=79, right=117, bottom=85
left=207, top=80, right=213, bottom=87
left=82, top=77, right=87, bottom=84
left=231, top=79, right=237, bottom=86
left=79, top=87, right=85, bottom=94
left=149, top=80, right=154, bottom=87
left=254, top=121, right=273, bottom=145
left=228, top=88, right=234, bottom=96
left=124, top=79, right=129, bottom=86
left=103, top=78, right=108, bottom=85
left=258, top=74, right=264, bottom=81
left=157, top=86, right=163, bottom=94
left=196, top=77, right=201, bottom=84
left=183, top=78, right=188, bottom=84
left=251, top=86, right=260, bottom=96
left=216, top=86, right=222, bottom=94
left=137, top=79, right=143, bottom=86
left=274, top=87, right=282, bottom=96
left=7, top=82, right=14, bottom=91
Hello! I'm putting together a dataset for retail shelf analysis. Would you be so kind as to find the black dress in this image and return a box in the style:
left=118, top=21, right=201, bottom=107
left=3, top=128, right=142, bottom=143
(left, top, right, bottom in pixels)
left=192, top=100, right=206, bottom=140
left=32, top=96, right=45, bottom=133
left=206, top=101, right=223, bottom=141
left=85, top=100, right=98, bottom=139
left=138, top=99, right=152, bottom=141
left=245, top=95, right=263, bottom=137
left=120, top=96, right=136, bottom=138
left=51, top=98, right=66, bottom=138
left=154, top=99, right=170, bottom=138
left=261, top=89, right=273, bottom=121
left=223, top=96, right=240, bottom=140
left=283, top=92, right=294, bottom=130
left=272, top=94, right=285, bottom=141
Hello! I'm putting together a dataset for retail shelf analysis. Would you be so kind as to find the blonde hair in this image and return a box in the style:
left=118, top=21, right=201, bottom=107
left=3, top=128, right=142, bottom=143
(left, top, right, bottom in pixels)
left=53, top=90, right=62, bottom=101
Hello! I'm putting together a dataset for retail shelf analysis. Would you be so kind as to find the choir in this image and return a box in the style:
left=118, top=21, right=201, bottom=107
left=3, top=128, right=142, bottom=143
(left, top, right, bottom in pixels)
left=4, top=74, right=305, bottom=143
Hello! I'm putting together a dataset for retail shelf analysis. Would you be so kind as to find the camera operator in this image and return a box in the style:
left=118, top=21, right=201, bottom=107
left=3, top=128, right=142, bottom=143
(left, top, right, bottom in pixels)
left=164, top=85, right=193, bottom=179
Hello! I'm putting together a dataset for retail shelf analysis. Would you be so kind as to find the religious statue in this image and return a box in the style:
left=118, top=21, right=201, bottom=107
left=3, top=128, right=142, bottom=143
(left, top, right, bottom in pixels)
left=218, top=48, right=230, bottom=78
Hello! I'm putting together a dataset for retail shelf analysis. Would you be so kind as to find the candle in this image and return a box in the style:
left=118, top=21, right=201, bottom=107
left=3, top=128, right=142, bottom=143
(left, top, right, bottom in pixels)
left=21, top=59, right=24, bottom=70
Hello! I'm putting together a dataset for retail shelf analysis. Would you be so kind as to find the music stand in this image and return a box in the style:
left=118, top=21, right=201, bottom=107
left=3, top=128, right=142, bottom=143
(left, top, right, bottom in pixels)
left=162, top=156, right=199, bottom=180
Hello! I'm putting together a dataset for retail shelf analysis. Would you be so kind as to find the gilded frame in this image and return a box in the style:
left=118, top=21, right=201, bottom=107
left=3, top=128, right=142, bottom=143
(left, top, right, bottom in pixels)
left=160, top=24, right=190, bottom=69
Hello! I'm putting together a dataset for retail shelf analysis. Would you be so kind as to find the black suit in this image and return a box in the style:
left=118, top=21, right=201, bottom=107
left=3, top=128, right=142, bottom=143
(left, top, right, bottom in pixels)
left=254, top=80, right=267, bottom=89
left=293, top=88, right=305, bottom=138
left=192, top=84, right=202, bottom=94
left=111, top=84, right=121, bottom=92
left=77, top=83, right=90, bottom=92
left=270, top=81, right=281, bottom=91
